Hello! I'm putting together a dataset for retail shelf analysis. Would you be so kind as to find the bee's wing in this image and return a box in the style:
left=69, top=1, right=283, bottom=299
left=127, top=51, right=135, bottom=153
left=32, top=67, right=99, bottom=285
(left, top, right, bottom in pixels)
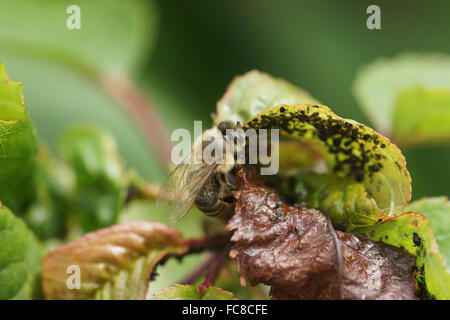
left=157, top=162, right=218, bottom=222
left=156, top=162, right=190, bottom=207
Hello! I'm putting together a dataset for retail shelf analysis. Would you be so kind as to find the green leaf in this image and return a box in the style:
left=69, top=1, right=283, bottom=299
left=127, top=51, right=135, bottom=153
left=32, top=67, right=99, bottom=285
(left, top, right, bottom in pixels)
left=153, top=284, right=236, bottom=300
left=0, top=0, right=158, bottom=75
left=42, top=221, right=188, bottom=300
left=214, top=70, right=319, bottom=125
left=58, top=125, right=126, bottom=233
left=153, top=284, right=201, bottom=300
left=357, top=213, right=450, bottom=299
left=0, top=62, right=38, bottom=214
left=297, top=173, right=384, bottom=230
left=201, top=286, right=237, bottom=300
left=244, top=104, right=411, bottom=218
left=407, top=197, right=450, bottom=273
left=393, top=87, right=450, bottom=145
left=353, top=52, right=450, bottom=137
left=24, top=146, right=76, bottom=239
left=0, top=203, right=42, bottom=299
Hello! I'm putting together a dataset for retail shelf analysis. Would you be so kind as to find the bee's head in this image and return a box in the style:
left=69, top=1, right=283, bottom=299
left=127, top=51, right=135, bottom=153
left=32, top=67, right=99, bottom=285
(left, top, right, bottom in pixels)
left=217, top=121, right=245, bottom=158
left=217, top=121, right=241, bottom=136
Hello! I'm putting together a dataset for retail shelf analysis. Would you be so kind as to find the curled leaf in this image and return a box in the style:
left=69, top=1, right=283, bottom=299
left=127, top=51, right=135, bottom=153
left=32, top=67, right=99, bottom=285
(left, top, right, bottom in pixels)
left=244, top=104, right=411, bottom=218
left=214, top=70, right=319, bottom=125
left=42, top=221, right=187, bottom=300
left=278, top=140, right=324, bottom=172
left=358, top=212, right=450, bottom=299
left=407, top=197, right=450, bottom=270
left=153, top=284, right=236, bottom=300
left=0, top=62, right=38, bottom=214
left=266, top=172, right=384, bottom=230
left=0, top=203, right=42, bottom=299
left=227, top=168, right=417, bottom=300
left=296, top=173, right=384, bottom=230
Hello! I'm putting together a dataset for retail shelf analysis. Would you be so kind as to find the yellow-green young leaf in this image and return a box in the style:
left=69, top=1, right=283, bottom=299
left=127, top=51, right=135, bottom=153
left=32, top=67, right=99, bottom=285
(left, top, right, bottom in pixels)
left=42, top=221, right=187, bottom=300
left=153, top=284, right=200, bottom=300
left=393, top=87, right=450, bottom=145
left=0, top=63, right=38, bottom=214
left=353, top=52, right=450, bottom=136
left=201, top=286, right=237, bottom=300
left=153, top=284, right=236, bottom=300
left=298, top=173, right=384, bottom=230
left=214, top=70, right=319, bottom=125
left=0, top=203, right=42, bottom=299
left=357, top=213, right=450, bottom=300
left=244, top=104, right=411, bottom=218
left=58, top=125, right=126, bottom=233
left=407, top=197, right=450, bottom=273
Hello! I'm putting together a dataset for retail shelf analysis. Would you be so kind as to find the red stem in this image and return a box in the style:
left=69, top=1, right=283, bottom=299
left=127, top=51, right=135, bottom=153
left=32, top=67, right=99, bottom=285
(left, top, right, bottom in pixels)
left=180, top=234, right=230, bottom=287
left=198, top=251, right=228, bottom=293
left=184, top=234, right=229, bottom=253
left=180, top=254, right=217, bottom=285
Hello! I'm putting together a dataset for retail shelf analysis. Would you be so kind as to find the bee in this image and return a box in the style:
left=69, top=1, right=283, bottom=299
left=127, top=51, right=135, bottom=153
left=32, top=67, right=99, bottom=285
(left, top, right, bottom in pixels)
left=157, top=121, right=245, bottom=222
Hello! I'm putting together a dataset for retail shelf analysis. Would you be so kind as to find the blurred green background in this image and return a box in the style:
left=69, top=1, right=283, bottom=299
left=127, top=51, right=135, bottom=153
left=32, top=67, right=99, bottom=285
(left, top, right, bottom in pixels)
left=0, top=0, right=448, bottom=200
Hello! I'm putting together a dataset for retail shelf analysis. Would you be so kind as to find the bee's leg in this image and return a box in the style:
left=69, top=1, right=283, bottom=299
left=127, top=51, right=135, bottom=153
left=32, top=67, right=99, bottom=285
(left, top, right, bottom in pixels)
left=216, top=171, right=236, bottom=201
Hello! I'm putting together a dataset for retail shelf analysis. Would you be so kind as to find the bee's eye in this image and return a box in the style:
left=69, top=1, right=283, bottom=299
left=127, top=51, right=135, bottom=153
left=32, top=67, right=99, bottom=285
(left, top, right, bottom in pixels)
left=217, top=122, right=228, bottom=135
left=226, top=172, right=238, bottom=186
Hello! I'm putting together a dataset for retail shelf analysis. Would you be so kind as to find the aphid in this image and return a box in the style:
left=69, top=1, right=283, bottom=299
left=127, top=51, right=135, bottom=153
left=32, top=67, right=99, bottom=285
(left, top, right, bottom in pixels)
left=157, top=121, right=245, bottom=222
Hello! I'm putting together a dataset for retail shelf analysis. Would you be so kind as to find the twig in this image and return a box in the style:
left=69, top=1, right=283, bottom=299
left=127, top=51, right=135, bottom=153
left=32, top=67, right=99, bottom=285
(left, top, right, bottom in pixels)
left=180, top=250, right=229, bottom=291
left=180, top=254, right=217, bottom=285
left=184, top=234, right=230, bottom=254
left=100, top=73, right=172, bottom=167
left=198, top=251, right=229, bottom=293
left=179, top=234, right=230, bottom=286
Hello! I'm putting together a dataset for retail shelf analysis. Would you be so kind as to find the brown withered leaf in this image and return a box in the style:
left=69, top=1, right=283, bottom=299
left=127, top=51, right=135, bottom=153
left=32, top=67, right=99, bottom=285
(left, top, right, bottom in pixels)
left=227, top=167, right=417, bottom=300
left=227, top=167, right=342, bottom=299
left=337, top=232, right=417, bottom=299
